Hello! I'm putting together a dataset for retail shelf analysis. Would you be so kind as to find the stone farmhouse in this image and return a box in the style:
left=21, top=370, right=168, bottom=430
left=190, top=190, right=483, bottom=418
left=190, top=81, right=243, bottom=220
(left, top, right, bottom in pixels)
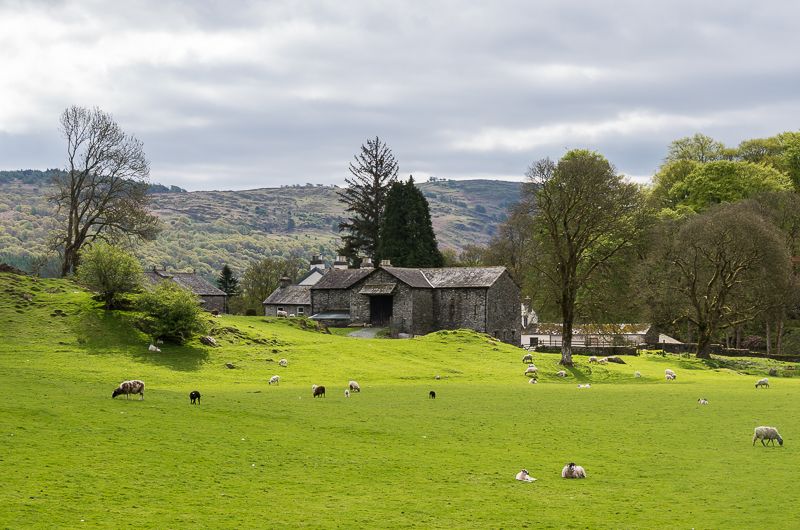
left=143, top=267, right=227, bottom=313
left=310, top=262, right=521, bottom=344
left=262, top=256, right=340, bottom=317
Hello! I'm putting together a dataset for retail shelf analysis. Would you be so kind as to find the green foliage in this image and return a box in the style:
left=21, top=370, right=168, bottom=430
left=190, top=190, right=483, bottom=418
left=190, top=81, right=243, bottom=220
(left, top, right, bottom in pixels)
left=665, top=133, right=727, bottom=163
left=378, top=177, right=444, bottom=267
left=216, top=264, right=240, bottom=297
left=235, top=256, right=305, bottom=314
left=136, top=281, right=208, bottom=344
left=74, top=242, right=143, bottom=309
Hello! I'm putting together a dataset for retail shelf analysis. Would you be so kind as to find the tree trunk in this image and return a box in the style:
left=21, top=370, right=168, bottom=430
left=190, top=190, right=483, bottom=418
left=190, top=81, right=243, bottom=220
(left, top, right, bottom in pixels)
left=61, top=244, right=79, bottom=277
left=777, top=318, right=784, bottom=356
left=765, top=322, right=771, bottom=355
left=735, top=326, right=741, bottom=349
left=696, top=324, right=712, bottom=359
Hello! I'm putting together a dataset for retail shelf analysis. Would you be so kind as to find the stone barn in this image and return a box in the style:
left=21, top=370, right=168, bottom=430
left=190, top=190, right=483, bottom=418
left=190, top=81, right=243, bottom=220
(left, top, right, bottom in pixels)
left=310, top=265, right=521, bottom=344
left=144, top=267, right=228, bottom=313
left=263, top=277, right=312, bottom=317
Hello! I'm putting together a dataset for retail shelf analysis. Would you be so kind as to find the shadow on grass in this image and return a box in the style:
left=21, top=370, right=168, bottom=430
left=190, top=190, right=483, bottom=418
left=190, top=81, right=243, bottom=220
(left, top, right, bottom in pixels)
left=73, top=308, right=209, bottom=372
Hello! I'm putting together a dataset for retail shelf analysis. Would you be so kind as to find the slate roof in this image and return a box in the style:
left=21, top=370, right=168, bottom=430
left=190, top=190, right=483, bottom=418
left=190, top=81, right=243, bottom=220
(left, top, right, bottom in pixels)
left=359, top=283, right=397, bottom=295
left=312, top=268, right=374, bottom=289
left=382, top=267, right=432, bottom=288
left=262, top=285, right=312, bottom=306
left=419, top=266, right=506, bottom=288
left=144, top=270, right=226, bottom=296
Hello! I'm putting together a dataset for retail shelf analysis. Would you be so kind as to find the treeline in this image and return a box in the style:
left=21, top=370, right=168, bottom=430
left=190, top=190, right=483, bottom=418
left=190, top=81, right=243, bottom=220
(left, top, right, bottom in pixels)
left=0, top=169, right=187, bottom=193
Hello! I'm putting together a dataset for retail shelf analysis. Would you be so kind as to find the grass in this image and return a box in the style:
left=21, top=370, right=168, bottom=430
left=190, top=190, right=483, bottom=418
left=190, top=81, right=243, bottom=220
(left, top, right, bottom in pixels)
left=1, top=272, right=797, bottom=528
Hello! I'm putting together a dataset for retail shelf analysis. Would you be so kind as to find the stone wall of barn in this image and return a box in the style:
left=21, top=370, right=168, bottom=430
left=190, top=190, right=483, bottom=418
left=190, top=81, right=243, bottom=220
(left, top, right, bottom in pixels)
left=311, top=289, right=352, bottom=313
left=200, top=295, right=227, bottom=314
left=411, top=289, right=435, bottom=335
left=432, top=288, right=488, bottom=333
left=486, top=272, right=522, bottom=345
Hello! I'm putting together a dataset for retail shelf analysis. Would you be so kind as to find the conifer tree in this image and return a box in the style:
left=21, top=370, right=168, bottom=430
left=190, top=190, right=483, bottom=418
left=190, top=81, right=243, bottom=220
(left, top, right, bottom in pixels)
left=216, top=264, right=240, bottom=312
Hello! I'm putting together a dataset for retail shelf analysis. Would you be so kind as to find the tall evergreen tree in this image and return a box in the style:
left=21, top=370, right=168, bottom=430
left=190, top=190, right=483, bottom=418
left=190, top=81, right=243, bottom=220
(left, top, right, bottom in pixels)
left=216, top=264, right=240, bottom=312
left=337, top=137, right=398, bottom=264
left=378, top=176, right=444, bottom=267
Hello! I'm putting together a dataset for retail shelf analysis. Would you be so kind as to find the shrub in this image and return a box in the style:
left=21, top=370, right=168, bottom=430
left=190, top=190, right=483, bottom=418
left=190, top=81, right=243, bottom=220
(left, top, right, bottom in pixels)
left=137, top=281, right=208, bottom=344
left=75, top=242, right=142, bottom=309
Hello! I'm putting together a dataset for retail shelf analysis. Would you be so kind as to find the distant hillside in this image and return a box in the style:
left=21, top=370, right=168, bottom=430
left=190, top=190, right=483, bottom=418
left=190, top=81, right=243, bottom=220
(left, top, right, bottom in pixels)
left=0, top=170, right=520, bottom=277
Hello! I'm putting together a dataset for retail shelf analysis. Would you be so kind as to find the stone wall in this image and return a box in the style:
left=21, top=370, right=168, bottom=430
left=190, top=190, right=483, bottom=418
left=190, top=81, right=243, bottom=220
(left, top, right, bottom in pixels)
left=433, top=288, right=488, bottom=333
left=200, top=295, right=226, bottom=314
left=486, top=272, right=521, bottom=345
left=411, top=289, right=434, bottom=335
left=312, top=289, right=352, bottom=313
left=264, top=304, right=311, bottom=317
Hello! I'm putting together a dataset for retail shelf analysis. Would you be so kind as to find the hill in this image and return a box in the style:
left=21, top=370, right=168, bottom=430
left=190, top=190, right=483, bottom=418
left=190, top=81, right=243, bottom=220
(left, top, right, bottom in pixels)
left=1, top=272, right=797, bottom=528
left=0, top=170, right=520, bottom=277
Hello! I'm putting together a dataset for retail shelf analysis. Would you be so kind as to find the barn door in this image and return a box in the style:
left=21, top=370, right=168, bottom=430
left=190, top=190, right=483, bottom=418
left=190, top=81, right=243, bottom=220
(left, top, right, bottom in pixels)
left=370, top=295, right=393, bottom=326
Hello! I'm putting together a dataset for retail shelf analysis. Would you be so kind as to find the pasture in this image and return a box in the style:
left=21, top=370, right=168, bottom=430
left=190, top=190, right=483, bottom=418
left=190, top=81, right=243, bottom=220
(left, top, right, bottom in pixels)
left=1, top=273, right=796, bottom=528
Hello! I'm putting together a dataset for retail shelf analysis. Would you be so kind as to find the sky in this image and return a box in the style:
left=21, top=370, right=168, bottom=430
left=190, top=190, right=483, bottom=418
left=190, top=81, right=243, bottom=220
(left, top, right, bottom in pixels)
left=1, top=0, right=799, bottom=191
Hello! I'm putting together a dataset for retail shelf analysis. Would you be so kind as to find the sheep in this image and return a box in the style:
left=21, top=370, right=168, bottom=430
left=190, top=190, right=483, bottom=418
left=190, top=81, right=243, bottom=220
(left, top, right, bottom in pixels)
left=528, top=378, right=538, bottom=384
left=313, top=385, right=326, bottom=398
left=753, top=426, right=783, bottom=446
left=289, top=313, right=295, bottom=317
left=112, top=380, right=145, bottom=400
left=577, top=384, right=591, bottom=389
left=697, top=398, right=708, bottom=405
left=189, top=390, right=201, bottom=404
left=561, top=462, right=586, bottom=479
left=522, top=353, right=533, bottom=364
left=515, top=469, right=536, bottom=482
left=434, top=375, right=441, bottom=380
left=148, top=344, right=161, bottom=353
left=344, top=389, right=350, bottom=398
left=598, top=357, right=608, bottom=365
left=349, top=380, right=361, bottom=393
left=556, top=370, right=567, bottom=377
left=429, top=390, right=436, bottom=399
left=279, top=358, right=288, bottom=367
left=276, top=310, right=288, bottom=317
left=268, top=375, right=280, bottom=385
left=634, top=371, right=642, bottom=378
left=665, top=369, right=676, bottom=381
left=755, top=378, right=769, bottom=389
left=525, top=365, right=538, bottom=376
left=588, top=356, right=599, bottom=364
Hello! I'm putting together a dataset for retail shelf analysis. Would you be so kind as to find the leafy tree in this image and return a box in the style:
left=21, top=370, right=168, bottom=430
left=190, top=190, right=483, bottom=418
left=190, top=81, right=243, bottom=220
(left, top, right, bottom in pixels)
left=137, top=281, right=208, bottom=344
left=75, top=242, right=142, bottom=309
left=236, top=256, right=305, bottom=314
left=51, top=106, right=161, bottom=276
left=337, top=137, right=398, bottom=264
left=644, top=202, right=790, bottom=358
left=665, top=133, right=727, bottom=163
left=216, top=264, right=240, bottom=313
left=378, top=177, right=444, bottom=267
left=527, top=150, right=647, bottom=366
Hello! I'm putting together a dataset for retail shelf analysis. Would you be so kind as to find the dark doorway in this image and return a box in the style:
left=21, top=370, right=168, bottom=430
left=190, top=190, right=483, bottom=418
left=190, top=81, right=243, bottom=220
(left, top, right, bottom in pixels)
left=370, top=295, right=393, bottom=326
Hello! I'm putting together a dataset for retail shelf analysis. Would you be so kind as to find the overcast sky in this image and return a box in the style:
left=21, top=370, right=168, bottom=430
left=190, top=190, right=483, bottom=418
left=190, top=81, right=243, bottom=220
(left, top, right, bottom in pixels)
left=1, top=0, right=798, bottom=190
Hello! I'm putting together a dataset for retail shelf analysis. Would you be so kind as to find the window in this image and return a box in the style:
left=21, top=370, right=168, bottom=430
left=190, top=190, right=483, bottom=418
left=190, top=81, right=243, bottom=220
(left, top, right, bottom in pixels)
left=277, top=307, right=284, bottom=312
left=297, top=307, right=304, bottom=314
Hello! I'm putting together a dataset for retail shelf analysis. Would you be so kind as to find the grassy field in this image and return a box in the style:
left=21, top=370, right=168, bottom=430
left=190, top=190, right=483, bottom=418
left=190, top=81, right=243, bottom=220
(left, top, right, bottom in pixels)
left=1, top=272, right=797, bottom=529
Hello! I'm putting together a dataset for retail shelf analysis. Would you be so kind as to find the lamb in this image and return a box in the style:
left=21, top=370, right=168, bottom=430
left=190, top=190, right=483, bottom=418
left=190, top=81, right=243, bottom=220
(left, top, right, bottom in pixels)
left=348, top=380, right=361, bottom=393
left=288, top=313, right=295, bottom=317
left=276, top=310, right=288, bottom=317
left=148, top=344, right=161, bottom=353
left=528, top=378, right=538, bottom=384
left=344, top=389, right=350, bottom=398
left=755, top=378, right=769, bottom=389
left=561, top=463, right=586, bottom=479
left=112, top=380, right=145, bottom=400
left=556, top=370, right=567, bottom=377
left=515, top=469, right=536, bottom=482
left=525, top=365, right=538, bottom=376
left=598, top=357, right=608, bottom=365
left=634, top=371, right=642, bottom=378
left=429, top=390, right=436, bottom=399
left=268, top=375, right=280, bottom=385
left=189, top=390, right=201, bottom=404
left=588, top=356, right=599, bottom=364
left=522, top=353, right=533, bottom=363
left=665, top=369, right=676, bottom=381
left=279, top=358, right=288, bottom=367
left=313, top=385, right=326, bottom=398
left=753, top=426, right=783, bottom=446
left=577, top=384, right=591, bottom=389
left=697, top=398, right=708, bottom=405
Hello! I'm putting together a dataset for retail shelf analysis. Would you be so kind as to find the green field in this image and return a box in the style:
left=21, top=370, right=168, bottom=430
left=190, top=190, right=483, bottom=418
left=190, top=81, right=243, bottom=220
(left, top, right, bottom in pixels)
left=1, top=272, right=796, bottom=528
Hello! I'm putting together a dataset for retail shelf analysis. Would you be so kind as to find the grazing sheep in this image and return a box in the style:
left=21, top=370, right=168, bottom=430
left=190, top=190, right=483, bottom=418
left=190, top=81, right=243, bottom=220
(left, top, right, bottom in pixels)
left=313, top=385, right=326, bottom=398
left=525, top=365, right=538, bottom=376
left=344, top=389, right=350, bottom=398
left=279, top=358, right=288, bottom=367
left=556, top=370, right=567, bottom=377
left=606, top=356, right=626, bottom=364
left=561, top=463, right=586, bottom=479
left=598, top=357, right=608, bottom=365
left=755, top=378, right=769, bottom=389
left=665, top=369, right=676, bottom=381
left=189, top=390, right=201, bottom=404
left=528, top=378, right=538, bottom=384
left=349, top=380, right=361, bottom=393
left=434, top=375, right=441, bottom=380
left=268, top=375, right=280, bottom=385
left=429, top=390, right=436, bottom=399
left=634, top=371, right=642, bottom=378
left=577, top=384, right=591, bottom=389
left=522, top=353, right=533, bottom=363
left=112, top=380, right=145, bottom=400
left=148, top=344, right=161, bottom=353
left=289, top=313, right=295, bottom=317
left=276, top=310, right=288, bottom=317
left=753, top=426, right=783, bottom=446
left=588, top=356, right=599, bottom=364
left=697, top=398, right=708, bottom=405
left=515, top=469, right=536, bottom=482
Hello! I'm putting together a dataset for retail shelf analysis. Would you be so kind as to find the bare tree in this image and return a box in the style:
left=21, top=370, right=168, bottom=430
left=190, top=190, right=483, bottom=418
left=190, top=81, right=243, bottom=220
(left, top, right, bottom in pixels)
left=528, top=150, right=647, bottom=366
left=51, top=106, right=160, bottom=276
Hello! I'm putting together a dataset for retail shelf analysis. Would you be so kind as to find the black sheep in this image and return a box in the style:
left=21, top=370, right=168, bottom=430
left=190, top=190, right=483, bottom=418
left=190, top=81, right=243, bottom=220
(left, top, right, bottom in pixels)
left=189, top=390, right=201, bottom=404
left=429, top=390, right=436, bottom=399
left=313, top=385, right=326, bottom=398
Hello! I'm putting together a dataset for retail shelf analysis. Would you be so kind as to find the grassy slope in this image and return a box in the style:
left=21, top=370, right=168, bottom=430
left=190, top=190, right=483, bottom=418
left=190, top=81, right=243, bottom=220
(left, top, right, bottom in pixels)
left=1, top=273, right=796, bottom=529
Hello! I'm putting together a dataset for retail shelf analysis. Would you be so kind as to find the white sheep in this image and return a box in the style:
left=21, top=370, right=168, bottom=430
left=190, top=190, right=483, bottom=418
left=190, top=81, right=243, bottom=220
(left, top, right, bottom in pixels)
left=598, top=357, right=608, bottom=365
left=528, top=378, right=538, bottom=384
left=556, top=370, right=567, bottom=378
left=349, top=380, right=361, bottom=393
left=276, top=310, right=288, bottom=317
left=522, top=353, right=533, bottom=363
left=148, top=344, right=161, bottom=353
left=525, top=365, right=538, bottom=376
left=697, top=398, right=709, bottom=405
left=268, top=375, right=280, bottom=385
left=634, top=371, right=642, bottom=378
left=279, top=358, right=288, bottom=367
left=577, top=384, right=591, bottom=389
left=588, top=356, right=599, bottom=364
left=434, top=375, right=441, bottom=380
left=515, top=469, right=536, bottom=482
left=344, top=389, right=350, bottom=398
left=753, top=426, right=783, bottom=446
left=289, top=313, right=295, bottom=317
left=755, top=378, right=769, bottom=389
left=665, top=369, right=676, bottom=381
left=561, top=463, right=586, bottom=479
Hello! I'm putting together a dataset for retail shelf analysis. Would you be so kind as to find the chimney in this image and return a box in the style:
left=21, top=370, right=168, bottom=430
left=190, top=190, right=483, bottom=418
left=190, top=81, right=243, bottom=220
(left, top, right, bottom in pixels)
left=279, top=276, right=291, bottom=288
left=310, top=255, right=325, bottom=271
left=333, top=255, right=349, bottom=270
left=360, top=257, right=374, bottom=269
left=381, top=259, right=392, bottom=267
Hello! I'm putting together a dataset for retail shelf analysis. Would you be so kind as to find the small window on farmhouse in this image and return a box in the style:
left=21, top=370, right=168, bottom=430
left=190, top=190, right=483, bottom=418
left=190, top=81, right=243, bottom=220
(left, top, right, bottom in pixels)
left=297, top=307, right=304, bottom=314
